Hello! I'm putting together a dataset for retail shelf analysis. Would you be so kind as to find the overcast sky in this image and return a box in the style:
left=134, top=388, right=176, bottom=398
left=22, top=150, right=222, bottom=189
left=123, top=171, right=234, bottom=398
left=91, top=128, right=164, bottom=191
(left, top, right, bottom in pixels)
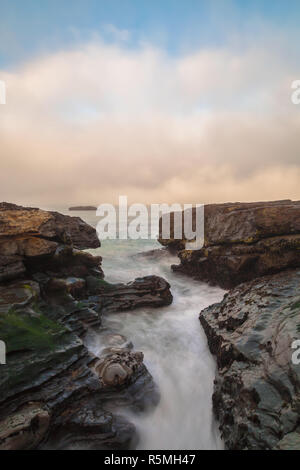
left=0, top=0, right=300, bottom=207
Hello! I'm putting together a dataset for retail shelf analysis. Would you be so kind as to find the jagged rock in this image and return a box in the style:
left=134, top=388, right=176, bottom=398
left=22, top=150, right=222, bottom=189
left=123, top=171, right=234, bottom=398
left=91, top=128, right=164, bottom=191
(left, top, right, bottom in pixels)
left=158, top=200, right=300, bottom=288
left=96, top=275, right=173, bottom=314
left=0, top=403, right=50, bottom=450
left=200, top=269, right=300, bottom=450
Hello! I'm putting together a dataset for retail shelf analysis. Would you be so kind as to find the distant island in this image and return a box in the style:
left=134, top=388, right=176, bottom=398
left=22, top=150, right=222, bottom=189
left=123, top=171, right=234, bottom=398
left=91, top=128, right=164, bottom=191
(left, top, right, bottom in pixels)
left=69, top=206, right=97, bottom=211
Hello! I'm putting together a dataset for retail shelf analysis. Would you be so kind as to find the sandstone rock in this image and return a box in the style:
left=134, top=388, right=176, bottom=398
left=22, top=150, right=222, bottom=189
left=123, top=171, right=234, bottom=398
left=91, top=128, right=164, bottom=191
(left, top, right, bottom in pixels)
left=0, top=403, right=50, bottom=450
left=50, top=211, right=100, bottom=249
left=0, top=203, right=101, bottom=283
left=94, top=350, right=144, bottom=388
left=0, top=237, right=58, bottom=258
left=200, top=269, right=300, bottom=449
left=158, top=200, right=300, bottom=288
left=0, top=202, right=100, bottom=249
left=93, top=347, right=159, bottom=413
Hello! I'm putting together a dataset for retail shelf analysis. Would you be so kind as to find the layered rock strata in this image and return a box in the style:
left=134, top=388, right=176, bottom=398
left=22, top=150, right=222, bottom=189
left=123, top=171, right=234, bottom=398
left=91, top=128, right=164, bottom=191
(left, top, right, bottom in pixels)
left=158, top=200, right=300, bottom=289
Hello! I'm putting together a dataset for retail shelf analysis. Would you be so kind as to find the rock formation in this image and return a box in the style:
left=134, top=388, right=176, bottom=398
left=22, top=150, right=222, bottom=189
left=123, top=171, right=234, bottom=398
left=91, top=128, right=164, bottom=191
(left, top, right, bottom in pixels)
left=0, top=202, right=101, bottom=283
left=158, top=200, right=300, bottom=289
left=0, top=203, right=172, bottom=450
left=200, top=269, right=300, bottom=449
left=158, top=199, right=300, bottom=449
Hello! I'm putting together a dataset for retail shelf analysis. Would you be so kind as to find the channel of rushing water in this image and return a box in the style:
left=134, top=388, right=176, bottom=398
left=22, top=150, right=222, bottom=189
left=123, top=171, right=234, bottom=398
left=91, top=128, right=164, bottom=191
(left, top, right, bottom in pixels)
left=59, top=210, right=225, bottom=449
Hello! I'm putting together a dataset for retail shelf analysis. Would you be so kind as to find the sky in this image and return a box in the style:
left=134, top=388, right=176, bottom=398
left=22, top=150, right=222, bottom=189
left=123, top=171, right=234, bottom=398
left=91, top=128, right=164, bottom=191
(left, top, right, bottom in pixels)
left=0, top=0, right=300, bottom=207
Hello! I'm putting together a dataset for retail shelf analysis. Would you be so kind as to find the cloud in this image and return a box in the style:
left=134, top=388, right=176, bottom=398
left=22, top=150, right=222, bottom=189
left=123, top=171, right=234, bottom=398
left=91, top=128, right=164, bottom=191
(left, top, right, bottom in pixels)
left=0, top=33, right=299, bottom=207
left=103, top=24, right=131, bottom=42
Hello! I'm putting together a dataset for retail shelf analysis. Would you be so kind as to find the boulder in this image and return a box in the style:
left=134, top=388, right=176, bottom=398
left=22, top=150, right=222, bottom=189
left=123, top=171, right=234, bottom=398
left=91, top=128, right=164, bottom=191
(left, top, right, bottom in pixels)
left=94, top=350, right=144, bottom=388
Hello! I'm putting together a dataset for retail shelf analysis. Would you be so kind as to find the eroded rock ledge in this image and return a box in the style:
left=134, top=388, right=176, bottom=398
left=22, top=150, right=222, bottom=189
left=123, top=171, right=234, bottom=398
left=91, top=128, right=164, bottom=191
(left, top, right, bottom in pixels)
left=158, top=200, right=300, bottom=289
left=0, top=202, right=102, bottom=283
left=0, top=203, right=172, bottom=450
left=200, top=269, right=300, bottom=450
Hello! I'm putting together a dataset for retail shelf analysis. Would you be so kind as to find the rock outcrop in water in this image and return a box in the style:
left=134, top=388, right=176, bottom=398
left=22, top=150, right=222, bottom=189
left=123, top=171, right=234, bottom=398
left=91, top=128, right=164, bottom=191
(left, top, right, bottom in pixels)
left=0, top=203, right=171, bottom=450
left=69, top=206, right=97, bottom=211
left=95, top=276, right=173, bottom=314
left=158, top=200, right=300, bottom=289
left=200, top=269, right=300, bottom=449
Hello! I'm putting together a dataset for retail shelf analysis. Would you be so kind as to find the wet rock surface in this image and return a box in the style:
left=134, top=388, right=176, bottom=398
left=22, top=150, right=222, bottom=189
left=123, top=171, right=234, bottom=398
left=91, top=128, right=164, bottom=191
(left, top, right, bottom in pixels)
left=158, top=200, right=300, bottom=289
left=200, top=269, right=300, bottom=449
left=0, top=203, right=172, bottom=450
left=0, top=403, right=50, bottom=450
left=0, top=278, right=164, bottom=449
left=95, top=275, right=173, bottom=314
